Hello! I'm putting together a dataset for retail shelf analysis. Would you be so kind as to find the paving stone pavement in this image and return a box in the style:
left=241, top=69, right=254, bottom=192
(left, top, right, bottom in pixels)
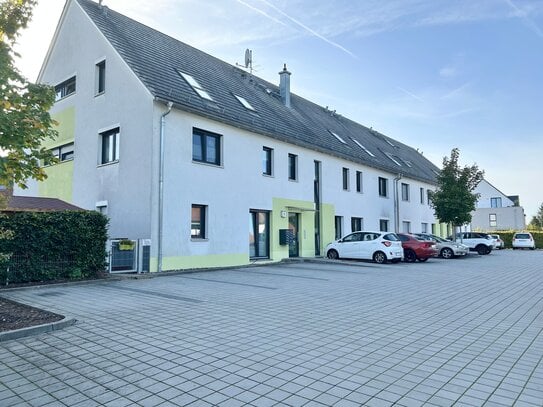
left=1, top=250, right=542, bottom=406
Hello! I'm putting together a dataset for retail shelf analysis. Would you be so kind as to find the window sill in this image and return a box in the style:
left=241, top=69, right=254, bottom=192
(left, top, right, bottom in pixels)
left=97, top=160, right=119, bottom=168
left=288, top=178, right=298, bottom=183
left=192, top=160, right=223, bottom=169
left=262, top=173, right=274, bottom=178
left=190, top=238, right=209, bottom=242
left=95, top=91, right=105, bottom=97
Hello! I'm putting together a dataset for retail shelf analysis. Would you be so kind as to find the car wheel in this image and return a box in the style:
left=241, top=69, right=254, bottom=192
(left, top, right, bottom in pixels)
left=327, top=249, right=339, bottom=260
left=404, top=250, right=417, bottom=263
left=418, top=257, right=429, bottom=262
left=441, top=247, right=454, bottom=259
left=373, top=251, right=387, bottom=264
left=476, top=244, right=488, bottom=255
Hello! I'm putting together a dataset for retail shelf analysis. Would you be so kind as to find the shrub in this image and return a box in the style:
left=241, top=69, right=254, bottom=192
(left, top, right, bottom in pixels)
left=0, top=211, right=108, bottom=285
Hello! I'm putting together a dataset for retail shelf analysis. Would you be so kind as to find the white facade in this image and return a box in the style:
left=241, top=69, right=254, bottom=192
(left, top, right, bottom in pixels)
left=19, top=0, right=439, bottom=271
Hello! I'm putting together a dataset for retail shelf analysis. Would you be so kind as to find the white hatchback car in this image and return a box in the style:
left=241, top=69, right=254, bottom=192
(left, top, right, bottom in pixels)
left=326, top=231, right=404, bottom=264
left=512, top=232, right=536, bottom=250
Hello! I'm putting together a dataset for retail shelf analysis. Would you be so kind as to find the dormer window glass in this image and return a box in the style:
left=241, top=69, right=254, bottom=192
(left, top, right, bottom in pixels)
left=178, top=71, right=213, bottom=101
left=234, top=95, right=256, bottom=111
left=329, top=131, right=347, bottom=144
left=385, top=152, right=402, bottom=166
left=351, top=138, right=375, bottom=157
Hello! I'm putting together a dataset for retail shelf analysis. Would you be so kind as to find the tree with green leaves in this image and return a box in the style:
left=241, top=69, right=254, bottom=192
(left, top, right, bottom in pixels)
left=1, top=0, right=57, bottom=191
left=528, top=203, right=543, bottom=230
left=429, top=148, right=484, bottom=237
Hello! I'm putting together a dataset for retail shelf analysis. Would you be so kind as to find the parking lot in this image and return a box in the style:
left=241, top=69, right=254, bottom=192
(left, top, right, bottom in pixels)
left=1, top=250, right=542, bottom=406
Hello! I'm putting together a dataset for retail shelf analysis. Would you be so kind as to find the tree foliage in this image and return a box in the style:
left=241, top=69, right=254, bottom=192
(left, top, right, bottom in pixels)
left=528, top=203, right=543, bottom=230
left=0, top=0, right=57, bottom=189
left=429, top=148, right=484, bottom=228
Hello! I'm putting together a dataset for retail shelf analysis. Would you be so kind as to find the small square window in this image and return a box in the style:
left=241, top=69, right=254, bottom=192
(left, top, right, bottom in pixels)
left=100, top=127, right=119, bottom=164
left=191, top=204, right=207, bottom=239
left=351, top=217, right=363, bottom=232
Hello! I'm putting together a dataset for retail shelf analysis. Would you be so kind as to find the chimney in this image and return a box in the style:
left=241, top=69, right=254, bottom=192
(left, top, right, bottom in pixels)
left=279, top=64, right=291, bottom=108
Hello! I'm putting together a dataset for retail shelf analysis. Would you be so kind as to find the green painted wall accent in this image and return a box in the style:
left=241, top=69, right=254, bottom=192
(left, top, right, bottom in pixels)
left=38, top=107, right=76, bottom=201
left=271, top=197, right=316, bottom=259
left=38, top=161, right=74, bottom=202
left=47, top=106, right=76, bottom=148
left=321, top=203, right=336, bottom=252
left=150, top=253, right=248, bottom=272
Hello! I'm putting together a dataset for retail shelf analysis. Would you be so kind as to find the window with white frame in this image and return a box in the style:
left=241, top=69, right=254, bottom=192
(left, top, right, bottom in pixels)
left=489, top=213, right=497, bottom=227
left=288, top=153, right=298, bottom=181
left=421, top=223, right=428, bottom=233
left=380, top=219, right=389, bottom=232
left=402, top=221, right=411, bottom=233
left=100, top=127, right=119, bottom=164
left=51, top=142, right=74, bottom=162
left=262, top=147, right=273, bottom=176
left=490, top=197, right=502, bottom=208
left=55, top=76, right=76, bottom=101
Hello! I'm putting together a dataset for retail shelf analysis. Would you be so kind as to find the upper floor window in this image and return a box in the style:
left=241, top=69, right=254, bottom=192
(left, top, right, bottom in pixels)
left=51, top=143, right=74, bottom=162
left=96, top=60, right=106, bottom=94
left=193, top=128, right=221, bottom=166
left=401, top=183, right=410, bottom=201
left=262, top=147, right=273, bottom=176
left=100, top=127, right=119, bottom=164
left=420, top=187, right=425, bottom=204
left=490, top=197, right=502, bottom=208
left=378, top=177, right=388, bottom=197
left=342, top=168, right=349, bottom=191
left=55, top=76, right=76, bottom=101
left=288, top=153, right=297, bottom=181
left=356, top=171, right=363, bottom=193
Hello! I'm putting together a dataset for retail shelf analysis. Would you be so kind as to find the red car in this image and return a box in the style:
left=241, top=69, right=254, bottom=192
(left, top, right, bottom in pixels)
left=397, top=233, right=438, bottom=262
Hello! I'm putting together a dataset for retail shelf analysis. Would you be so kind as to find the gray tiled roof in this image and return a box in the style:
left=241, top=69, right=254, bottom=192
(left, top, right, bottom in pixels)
left=77, top=0, right=439, bottom=183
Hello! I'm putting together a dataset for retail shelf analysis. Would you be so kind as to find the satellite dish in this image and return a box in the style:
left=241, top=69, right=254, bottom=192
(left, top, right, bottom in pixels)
left=244, top=49, right=252, bottom=69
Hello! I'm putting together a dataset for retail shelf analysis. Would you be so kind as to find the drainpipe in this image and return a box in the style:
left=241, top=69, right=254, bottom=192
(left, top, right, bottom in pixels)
left=158, top=101, right=173, bottom=273
left=393, top=173, right=403, bottom=233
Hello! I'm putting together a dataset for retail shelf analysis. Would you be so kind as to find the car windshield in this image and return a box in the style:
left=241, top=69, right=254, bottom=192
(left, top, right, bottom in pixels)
left=515, top=234, right=531, bottom=239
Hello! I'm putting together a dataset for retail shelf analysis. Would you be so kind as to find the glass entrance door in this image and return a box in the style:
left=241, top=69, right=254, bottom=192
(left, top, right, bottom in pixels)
left=288, top=212, right=299, bottom=257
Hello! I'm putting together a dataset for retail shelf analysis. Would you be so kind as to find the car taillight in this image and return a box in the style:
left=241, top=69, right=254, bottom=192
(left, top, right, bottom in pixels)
left=382, top=241, right=391, bottom=247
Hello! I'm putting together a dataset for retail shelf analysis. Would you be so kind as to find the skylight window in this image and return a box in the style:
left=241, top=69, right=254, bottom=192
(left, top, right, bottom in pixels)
left=384, top=137, right=395, bottom=147
left=351, top=138, right=376, bottom=157
left=177, top=70, right=213, bottom=101
left=385, top=152, right=402, bottom=166
left=400, top=158, right=413, bottom=168
left=329, top=131, right=347, bottom=144
left=234, top=95, right=256, bottom=111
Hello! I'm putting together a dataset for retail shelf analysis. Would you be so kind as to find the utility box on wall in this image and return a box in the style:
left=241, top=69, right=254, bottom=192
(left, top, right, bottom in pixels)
left=279, top=229, right=293, bottom=245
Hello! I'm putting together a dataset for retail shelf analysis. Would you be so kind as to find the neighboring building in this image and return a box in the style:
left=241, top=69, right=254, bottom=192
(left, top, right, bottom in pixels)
left=470, top=179, right=526, bottom=231
left=17, top=0, right=440, bottom=272
left=1, top=186, right=83, bottom=212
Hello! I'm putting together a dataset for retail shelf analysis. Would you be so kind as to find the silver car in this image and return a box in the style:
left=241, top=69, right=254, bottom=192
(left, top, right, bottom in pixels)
left=415, top=233, right=469, bottom=259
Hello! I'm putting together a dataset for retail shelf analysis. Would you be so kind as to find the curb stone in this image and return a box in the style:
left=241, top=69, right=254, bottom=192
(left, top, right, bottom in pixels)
left=0, top=316, right=76, bottom=342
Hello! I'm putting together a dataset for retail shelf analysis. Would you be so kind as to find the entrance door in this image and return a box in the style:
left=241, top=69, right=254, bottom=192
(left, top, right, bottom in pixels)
left=288, top=212, right=299, bottom=257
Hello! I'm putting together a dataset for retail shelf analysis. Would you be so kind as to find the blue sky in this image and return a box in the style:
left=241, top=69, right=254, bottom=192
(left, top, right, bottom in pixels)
left=15, top=0, right=543, bottom=219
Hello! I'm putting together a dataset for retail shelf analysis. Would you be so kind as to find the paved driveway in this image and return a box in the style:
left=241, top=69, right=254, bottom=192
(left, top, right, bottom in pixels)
left=1, top=250, right=542, bottom=406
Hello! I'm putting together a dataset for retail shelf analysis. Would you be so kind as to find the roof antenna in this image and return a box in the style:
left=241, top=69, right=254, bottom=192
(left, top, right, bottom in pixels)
left=99, top=0, right=103, bottom=5
left=236, top=49, right=253, bottom=75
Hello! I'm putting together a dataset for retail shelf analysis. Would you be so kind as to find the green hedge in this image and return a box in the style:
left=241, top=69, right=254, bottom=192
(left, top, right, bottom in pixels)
left=486, top=231, right=543, bottom=249
left=0, top=211, right=108, bottom=285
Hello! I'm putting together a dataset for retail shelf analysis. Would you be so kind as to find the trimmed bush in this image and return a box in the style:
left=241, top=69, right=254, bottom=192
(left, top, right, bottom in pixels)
left=486, top=230, right=543, bottom=249
left=0, top=211, right=108, bottom=285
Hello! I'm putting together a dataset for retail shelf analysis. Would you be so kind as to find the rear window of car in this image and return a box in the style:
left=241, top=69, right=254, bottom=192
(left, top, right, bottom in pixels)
left=514, top=233, right=531, bottom=239
left=383, top=233, right=400, bottom=241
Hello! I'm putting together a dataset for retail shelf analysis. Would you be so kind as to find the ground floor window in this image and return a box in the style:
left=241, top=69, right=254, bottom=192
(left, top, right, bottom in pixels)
left=421, top=222, right=428, bottom=233
left=380, top=219, right=389, bottom=232
left=335, top=216, right=343, bottom=239
left=191, top=204, right=207, bottom=239
left=250, top=210, right=270, bottom=258
left=402, top=221, right=411, bottom=233
left=351, top=217, right=363, bottom=232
